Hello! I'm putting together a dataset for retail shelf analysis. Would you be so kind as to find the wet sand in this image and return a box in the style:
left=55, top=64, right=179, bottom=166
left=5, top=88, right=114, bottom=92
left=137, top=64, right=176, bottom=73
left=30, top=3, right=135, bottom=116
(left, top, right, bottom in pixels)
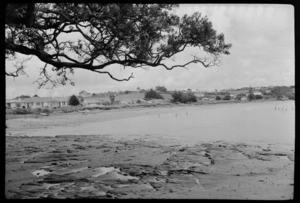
left=5, top=102, right=294, bottom=199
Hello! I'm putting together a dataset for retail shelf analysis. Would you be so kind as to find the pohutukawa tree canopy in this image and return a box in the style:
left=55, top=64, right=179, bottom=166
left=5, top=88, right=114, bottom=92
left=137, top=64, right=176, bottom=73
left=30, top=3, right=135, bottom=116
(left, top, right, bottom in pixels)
left=5, top=3, right=232, bottom=88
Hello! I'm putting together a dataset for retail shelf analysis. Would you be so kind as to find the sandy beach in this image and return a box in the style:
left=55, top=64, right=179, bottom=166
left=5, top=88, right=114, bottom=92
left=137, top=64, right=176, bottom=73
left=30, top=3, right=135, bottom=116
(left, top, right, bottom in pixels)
left=5, top=101, right=294, bottom=199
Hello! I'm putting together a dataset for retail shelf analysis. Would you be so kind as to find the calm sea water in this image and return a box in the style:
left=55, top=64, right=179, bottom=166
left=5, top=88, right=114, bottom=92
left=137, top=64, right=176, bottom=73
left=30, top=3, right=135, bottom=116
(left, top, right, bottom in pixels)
left=22, top=101, right=295, bottom=145
left=92, top=100, right=295, bottom=145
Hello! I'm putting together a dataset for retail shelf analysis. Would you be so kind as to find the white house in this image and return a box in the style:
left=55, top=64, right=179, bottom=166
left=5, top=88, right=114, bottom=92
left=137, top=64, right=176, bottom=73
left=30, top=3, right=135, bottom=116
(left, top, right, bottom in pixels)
left=229, top=94, right=236, bottom=99
left=120, top=100, right=135, bottom=105
left=253, top=91, right=263, bottom=96
left=6, top=97, right=68, bottom=109
left=265, top=89, right=272, bottom=94
left=194, top=93, right=205, bottom=98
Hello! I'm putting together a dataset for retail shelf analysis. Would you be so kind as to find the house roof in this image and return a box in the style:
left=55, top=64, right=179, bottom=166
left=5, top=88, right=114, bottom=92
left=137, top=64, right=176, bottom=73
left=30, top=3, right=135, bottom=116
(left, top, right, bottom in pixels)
left=6, top=97, right=68, bottom=103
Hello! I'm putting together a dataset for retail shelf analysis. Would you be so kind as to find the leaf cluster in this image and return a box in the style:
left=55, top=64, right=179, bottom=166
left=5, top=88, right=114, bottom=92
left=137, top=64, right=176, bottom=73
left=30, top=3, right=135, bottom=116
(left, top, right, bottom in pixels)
left=6, top=4, right=231, bottom=87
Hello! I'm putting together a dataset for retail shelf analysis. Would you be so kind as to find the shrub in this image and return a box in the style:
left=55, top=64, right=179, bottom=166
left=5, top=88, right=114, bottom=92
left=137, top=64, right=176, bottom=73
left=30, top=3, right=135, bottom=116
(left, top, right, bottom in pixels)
left=287, top=93, right=295, bottom=100
left=171, top=91, right=183, bottom=103
left=182, top=92, right=197, bottom=103
left=276, top=95, right=283, bottom=100
left=223, top=95, right=231, bottom=100
left=171, top=91, right=197, bottom=103
left=12, top=108, right=32, bottom=115
left=236, top=93, right=245, bottom=100
left=31, top=108, right=53, bottom=114
left=216, top=96, right=222, bottom=100
left=255, top=95, right=263, bottom=99
left=155, top=86, right=167, bottom=93
left=109, top=94, right=116, bottom=104
left=61, top=107, right=75, bottom=113
left=102, top=101, right=111, bottom=106
left=41, top=108, right=52, bottom=114
left=144, top=89, right=164, bottom=100
left=248, top=93, right=256, bottom=101
left=136, top=99, right=142, bottom=104
left=286, top=92, right=295, bottom=100
left=68, top=95, right=80, bottom=106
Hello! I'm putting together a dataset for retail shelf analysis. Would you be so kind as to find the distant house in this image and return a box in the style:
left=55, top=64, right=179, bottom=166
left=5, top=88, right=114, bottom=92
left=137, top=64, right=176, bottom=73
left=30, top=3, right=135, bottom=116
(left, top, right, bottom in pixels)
left=229, top=94, right=236, bottom=99
left=194, top=93, right=205, bottom=98
left=265, top=89, right=272, bottom=94
left=254, top=87, right=261, bottom=91
left=120, top=100, right=135, bottom=105
left=83, top=97, right=109, bottom=106
left=6, top=97, right=68, bottom=109
left=253, top=91, right=263, bottom=96
left=146, top=99, right=166, bottom=104
left=78, top=91, right=92, bottom=98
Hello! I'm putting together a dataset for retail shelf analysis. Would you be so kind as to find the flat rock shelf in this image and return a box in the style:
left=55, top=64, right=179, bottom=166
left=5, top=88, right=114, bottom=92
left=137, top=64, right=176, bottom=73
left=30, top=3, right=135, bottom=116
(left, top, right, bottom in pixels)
left=5, top=135, right=294, bottom=199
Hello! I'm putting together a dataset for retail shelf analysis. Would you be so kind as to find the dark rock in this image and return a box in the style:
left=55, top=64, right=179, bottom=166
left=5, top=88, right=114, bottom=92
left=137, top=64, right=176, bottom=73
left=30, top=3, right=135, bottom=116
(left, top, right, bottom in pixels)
left=39, top=174, right=88, bottom=184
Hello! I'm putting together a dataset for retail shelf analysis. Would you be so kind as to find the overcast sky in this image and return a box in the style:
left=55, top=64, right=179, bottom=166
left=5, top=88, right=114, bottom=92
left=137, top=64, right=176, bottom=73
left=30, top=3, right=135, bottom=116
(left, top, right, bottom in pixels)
left=6, top=4, right=294, bottom=99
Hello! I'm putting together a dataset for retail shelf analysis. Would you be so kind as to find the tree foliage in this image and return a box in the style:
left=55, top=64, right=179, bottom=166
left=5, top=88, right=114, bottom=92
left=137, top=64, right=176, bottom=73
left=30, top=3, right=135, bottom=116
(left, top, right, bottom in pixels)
left=215, top=95, right=221, bottom=100
left=144, top=89, right=164, bottom=100
left=255, top=95, right=263, bottom=100
left=247, top=93, right=255, bottom=101
left=15, top=95, right=30, bottom=99
left=171, top=91, right=197, bottom=103
left=68, top=95, right=80, bottom=106
left=223, top=94, right=231, bottom=100
left=5, top=3, right=231, bottom=88
left=236, top=93, right=245, bottom=100
left=109, top=93, right=116, bottom=104
left=271, top=86, right=293, bottom=98
left=155, top=86, right=167, bottom=92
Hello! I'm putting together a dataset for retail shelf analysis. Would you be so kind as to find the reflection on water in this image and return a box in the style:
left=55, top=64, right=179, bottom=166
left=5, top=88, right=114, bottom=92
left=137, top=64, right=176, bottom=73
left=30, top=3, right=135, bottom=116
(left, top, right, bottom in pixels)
left=25, top=101, right=295, bottom=145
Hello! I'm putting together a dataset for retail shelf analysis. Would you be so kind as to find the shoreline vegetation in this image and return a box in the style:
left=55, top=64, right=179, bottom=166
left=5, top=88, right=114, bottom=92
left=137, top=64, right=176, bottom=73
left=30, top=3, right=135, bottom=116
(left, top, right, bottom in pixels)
left=6, top=98, right=287, bottom=120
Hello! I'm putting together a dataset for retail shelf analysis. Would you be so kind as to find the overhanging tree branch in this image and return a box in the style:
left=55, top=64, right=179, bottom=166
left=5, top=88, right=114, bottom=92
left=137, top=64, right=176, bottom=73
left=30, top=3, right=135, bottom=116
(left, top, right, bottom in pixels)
left=5, top=3, right=232, bottom=87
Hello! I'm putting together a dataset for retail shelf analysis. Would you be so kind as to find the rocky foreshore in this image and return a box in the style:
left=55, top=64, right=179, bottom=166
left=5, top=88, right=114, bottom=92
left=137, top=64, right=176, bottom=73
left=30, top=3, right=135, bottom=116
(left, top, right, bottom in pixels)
left=6, top=135, right=294, bottom=199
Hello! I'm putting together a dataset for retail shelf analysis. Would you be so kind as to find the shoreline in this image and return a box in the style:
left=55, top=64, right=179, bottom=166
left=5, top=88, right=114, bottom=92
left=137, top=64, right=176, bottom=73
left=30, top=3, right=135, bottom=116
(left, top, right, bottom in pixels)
left=5, top=99, right=294, bottom=199
left=6, top=99, right=294, bottom=139
left=6, top=98, right=290, bottom=120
